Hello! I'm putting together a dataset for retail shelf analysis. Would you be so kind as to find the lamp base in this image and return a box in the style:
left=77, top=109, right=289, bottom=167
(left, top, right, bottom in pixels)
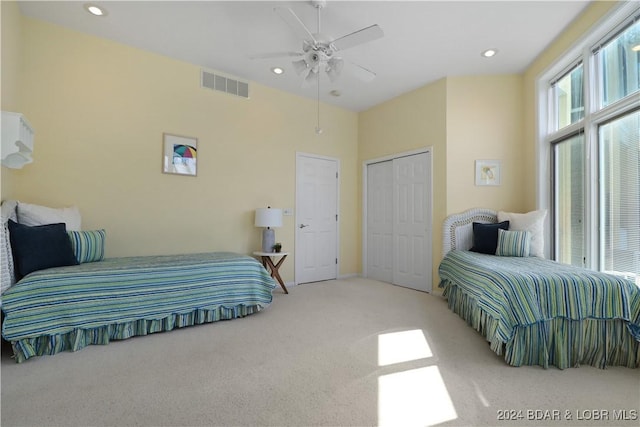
left=262, top=228, right=275, bottom=253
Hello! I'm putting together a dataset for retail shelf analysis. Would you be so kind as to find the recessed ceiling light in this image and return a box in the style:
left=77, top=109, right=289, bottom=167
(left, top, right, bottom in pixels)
left=84, top=3, right=107, bottom=17
left=481, top=48, right=498, bottom=58
left=632, top=44, right=640, bottom=52
left=330, top=90, right=341, bottom=97
left=271, top=67, right=284, bottom=75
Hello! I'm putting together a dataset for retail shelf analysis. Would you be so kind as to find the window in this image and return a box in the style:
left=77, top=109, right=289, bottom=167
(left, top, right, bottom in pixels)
left=542, top=5, right=640, bottom=284
left=599, top=19, right=640, bottom=107
left=553, top=133, right=585, bottom=266
left=599, top=111, right=640, bottom=280
left=553, top=64, right=584, bottom=129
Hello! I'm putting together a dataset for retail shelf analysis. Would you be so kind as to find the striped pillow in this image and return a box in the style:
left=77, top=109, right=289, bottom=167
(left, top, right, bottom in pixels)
left=68, top=229, right=105, bottom=263
left=496, top=229, right=531, bottom=257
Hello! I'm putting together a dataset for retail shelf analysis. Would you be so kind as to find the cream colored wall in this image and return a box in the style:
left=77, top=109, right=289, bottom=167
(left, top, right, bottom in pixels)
left=12, top=18, right=359, bottom=283
left=0, top=1, right=21, bottom=112
left=446, top=75, right=525, bottom=213
left=1, top=1, right=23, bottom=199
left=358, top=79, right=447, bottom=287
left=522, top=1, right=618, bottom=210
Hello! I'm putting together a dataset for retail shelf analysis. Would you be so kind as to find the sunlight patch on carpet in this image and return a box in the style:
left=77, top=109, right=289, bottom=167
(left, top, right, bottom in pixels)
left=377, top=329, right=433, bottom=366
left=378, top=366, right=458, bottom=426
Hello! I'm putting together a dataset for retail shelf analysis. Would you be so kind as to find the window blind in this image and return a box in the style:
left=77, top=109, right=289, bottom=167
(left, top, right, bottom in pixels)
left=599, top=110, right=640, bottom=283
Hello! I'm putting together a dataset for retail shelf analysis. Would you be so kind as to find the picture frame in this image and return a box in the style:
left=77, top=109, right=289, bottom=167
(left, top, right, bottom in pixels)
left=162, top=133, right=198, bottom=176
left=475, top=160, right=501, bottom=186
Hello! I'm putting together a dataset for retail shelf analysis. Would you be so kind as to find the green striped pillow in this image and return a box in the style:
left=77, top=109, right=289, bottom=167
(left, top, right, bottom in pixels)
left=496, top=229, right=531, bottom=257
left=68, top=229, right=105, bottom=263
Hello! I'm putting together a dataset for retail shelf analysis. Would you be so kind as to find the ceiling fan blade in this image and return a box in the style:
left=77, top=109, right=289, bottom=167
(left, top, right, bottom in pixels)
left=274, top=7, right=317, bottom=45
left=345, top=61, right=377, bottom=83
left=248, top=51, right=304, bottom=60
left=331, top=24, right=384, bottom=52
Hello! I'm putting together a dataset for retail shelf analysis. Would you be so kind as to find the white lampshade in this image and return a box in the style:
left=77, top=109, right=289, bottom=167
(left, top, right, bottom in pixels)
left=255, top=207, right=283, bottom=228
left=292, top=58, right=309, bottom=75
left=303, top=67, right=319, bottom=88
left=326, top=57, right=344, bottom=83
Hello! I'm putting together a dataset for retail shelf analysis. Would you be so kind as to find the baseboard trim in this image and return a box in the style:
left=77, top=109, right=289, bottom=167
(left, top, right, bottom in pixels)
left=287, top=274, right=360, bottom=287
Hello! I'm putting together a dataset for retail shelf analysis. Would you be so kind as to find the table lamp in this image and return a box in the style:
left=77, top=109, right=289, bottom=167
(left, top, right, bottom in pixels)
left=255, top=207, right=283, bottom=252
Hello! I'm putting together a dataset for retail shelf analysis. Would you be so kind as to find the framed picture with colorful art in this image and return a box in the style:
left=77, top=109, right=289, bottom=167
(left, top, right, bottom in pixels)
left=162, top=133, right=198, bottom=176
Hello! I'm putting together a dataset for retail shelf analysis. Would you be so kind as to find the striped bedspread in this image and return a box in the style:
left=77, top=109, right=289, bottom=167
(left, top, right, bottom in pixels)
left=1, top=252, right=276, bottom=362
left=439, top=250, right=640, bottom=368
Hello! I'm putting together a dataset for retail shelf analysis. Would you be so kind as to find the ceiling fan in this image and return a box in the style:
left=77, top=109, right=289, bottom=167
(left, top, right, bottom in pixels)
left=252, top=0, right=384, bottom=87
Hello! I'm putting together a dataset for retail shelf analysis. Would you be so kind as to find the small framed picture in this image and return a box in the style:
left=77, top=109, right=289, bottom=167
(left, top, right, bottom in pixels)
left=163, top=133, right=198, bottom=176
left=475, top=160, right=501, bottom=186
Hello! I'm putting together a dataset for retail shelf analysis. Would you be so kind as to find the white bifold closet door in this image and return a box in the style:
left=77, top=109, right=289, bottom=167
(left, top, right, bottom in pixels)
left=367, top=160, right=394, bottom=283
left=366, top=152, right=432, bottom=292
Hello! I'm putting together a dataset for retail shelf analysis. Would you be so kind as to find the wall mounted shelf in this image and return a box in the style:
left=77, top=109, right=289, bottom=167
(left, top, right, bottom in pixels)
left=2, top=111, right=34, bottom=169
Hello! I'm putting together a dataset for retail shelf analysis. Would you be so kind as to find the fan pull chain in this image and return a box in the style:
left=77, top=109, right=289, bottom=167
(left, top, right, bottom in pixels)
left=315, top=1, right=323, bottom=135
left=315, top=74, right=322, bottom=135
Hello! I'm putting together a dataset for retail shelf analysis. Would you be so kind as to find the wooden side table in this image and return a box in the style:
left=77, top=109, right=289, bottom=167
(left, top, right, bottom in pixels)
left=253, top=251, right=289, bottom=294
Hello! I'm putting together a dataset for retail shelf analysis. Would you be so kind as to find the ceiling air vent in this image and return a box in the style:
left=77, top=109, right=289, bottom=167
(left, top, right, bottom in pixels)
left=201, top=69, right=249, bottom=99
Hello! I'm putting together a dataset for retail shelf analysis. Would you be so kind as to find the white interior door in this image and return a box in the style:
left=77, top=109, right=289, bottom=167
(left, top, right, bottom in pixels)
left=295, top=154, right=338, bottom=284
left=365, top=151, right=432, bottom=292
left=367, top=161, right=393, bottom=283
left=393, top=153, right=431, bottom=292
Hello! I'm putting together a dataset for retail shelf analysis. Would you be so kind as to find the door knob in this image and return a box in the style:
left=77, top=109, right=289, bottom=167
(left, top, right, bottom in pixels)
left=299, top=224, right=309, bottom=228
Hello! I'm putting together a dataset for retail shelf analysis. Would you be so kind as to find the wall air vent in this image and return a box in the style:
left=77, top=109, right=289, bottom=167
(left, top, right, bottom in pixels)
left=201, top=69, right=249, bottom=99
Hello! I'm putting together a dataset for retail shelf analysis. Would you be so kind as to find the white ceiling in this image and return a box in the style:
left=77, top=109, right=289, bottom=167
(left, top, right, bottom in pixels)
left=18, top=1, right=592, bottom=112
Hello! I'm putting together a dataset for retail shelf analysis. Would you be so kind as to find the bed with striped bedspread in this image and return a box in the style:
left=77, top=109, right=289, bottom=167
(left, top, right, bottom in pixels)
left=1, top=252, right=276, bottom=363
left=438, top=250, right=640, bottom=369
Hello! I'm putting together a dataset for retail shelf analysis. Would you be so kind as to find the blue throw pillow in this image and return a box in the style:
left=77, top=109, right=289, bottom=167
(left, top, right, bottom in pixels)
left=8, top=220, right=78, bottom=280
left=68, top=229, right=106, bottom=263
left=496, top=229, right=532, bottom=257
left=470, top=221, right=510, bottom=255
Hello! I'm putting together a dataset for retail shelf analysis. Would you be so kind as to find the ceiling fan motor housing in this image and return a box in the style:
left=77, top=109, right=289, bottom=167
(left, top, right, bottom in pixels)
left=311, top=0, right=327, bottom=9
left=303, top=36, right=336, bottom=57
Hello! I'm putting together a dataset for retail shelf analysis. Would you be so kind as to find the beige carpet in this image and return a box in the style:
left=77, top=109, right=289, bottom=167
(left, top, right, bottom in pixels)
left=1, top=277, right=639, bottom=427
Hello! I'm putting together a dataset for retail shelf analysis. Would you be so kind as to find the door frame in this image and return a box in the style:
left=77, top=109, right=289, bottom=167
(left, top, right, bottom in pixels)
left=362, top=147, right=433, bottom=287
left=295, top=152, right=340, bottom=285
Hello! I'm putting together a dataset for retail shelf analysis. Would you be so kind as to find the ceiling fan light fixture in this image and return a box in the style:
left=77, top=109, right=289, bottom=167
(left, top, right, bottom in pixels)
left=292, top=58, right=309, bottom=75
left=303, top=67, right=319, bottom=87
left=326, top=57, right=344, bottom=83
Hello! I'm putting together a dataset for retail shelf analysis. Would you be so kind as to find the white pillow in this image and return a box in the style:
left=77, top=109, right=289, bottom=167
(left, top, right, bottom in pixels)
left=17, top=202, right=82, bottom=231
left=497, top=210, right=547, bottom=258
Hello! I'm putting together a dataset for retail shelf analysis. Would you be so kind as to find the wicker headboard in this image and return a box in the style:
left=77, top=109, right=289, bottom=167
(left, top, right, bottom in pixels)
left=442, top=208, right=497, bottom=255
left=1, top=200, right=18, bottom=293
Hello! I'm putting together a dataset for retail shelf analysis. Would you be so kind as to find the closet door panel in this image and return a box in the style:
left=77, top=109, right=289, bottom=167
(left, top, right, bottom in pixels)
left=366, top=160, right=393, bottom=283
left=393, top=153, right=430, bottom=292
